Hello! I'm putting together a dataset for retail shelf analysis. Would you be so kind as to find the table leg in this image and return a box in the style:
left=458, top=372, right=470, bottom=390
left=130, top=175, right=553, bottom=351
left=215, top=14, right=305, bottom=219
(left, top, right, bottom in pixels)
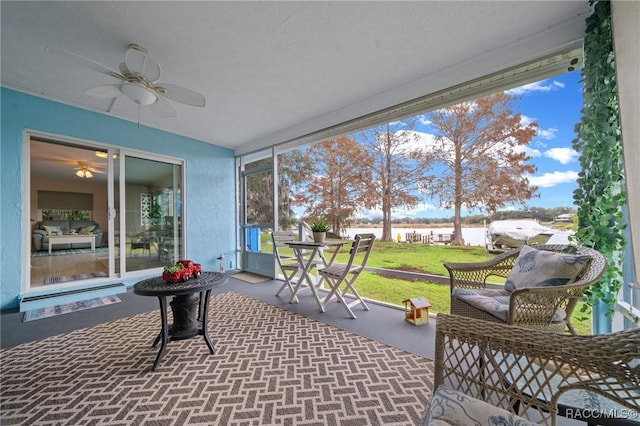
left=152, top=294, right=170, bottom=348
left=199, top=290, right=215, bottom=354
left=288, top=249, right=308, bottom=303
left=152, top=295, right=169, bottom=371
left=289, top=248, right=325, bottom=312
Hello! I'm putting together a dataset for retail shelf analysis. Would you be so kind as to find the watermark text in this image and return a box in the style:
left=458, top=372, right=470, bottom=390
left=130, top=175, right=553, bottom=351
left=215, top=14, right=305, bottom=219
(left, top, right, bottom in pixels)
left=565, top=408, right=639, bottom=421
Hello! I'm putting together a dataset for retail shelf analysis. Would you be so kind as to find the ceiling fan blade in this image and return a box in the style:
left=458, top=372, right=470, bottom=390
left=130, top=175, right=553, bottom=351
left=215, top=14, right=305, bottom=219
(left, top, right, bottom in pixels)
left=154, top=84, right=206, bottom=107
left=85, top=84, right=122, bottom=99
left=46, top=46, right=124, bottom=80
left=125, top=44, right=161, bottom=82
left=147, top=96, right=177, bottom=118
left=119, top=62, right=131, bottom=76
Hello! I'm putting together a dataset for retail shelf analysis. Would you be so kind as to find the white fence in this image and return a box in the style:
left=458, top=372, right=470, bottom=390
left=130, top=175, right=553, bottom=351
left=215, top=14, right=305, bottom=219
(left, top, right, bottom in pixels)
left=344, top=227, right=487, bottom=246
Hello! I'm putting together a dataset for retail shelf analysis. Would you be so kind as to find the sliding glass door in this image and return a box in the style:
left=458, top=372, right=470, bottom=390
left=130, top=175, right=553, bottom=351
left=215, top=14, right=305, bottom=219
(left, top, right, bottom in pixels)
left=28, top=135, right=184, bottom=290
left=121, top=155, right=183, bottom=273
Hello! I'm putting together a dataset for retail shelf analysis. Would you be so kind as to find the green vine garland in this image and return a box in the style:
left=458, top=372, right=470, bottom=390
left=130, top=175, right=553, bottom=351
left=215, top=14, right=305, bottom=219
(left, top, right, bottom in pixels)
left=572, top=0, right=627, bottom=316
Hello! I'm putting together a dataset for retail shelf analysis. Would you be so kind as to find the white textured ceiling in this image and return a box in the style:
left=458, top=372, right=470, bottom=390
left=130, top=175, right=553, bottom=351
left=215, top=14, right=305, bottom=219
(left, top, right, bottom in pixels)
left=2, top=1, right=590, bottom=154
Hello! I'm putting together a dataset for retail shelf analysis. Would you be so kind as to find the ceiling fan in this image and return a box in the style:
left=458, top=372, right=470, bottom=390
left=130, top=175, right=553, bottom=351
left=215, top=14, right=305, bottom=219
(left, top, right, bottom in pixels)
left=74, top=162, right=102, bottom=179
left=46, top=44, right=206, bottom=119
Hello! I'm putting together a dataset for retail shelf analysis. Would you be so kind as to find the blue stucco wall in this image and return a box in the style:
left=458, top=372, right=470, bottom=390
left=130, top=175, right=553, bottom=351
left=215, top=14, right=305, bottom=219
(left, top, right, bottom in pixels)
left=0, top=88, right=236, bottom=310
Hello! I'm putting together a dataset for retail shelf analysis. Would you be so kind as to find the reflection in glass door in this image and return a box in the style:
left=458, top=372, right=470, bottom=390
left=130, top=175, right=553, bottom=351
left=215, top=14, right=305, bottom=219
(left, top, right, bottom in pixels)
left=123, top=156, right=183, bottom=272
left=29, top=138, right=109, bottom=288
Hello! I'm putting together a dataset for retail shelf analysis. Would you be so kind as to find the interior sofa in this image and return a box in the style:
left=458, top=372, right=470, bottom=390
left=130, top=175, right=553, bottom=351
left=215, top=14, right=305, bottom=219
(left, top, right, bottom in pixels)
left=424, top=314, right=639, bottom=426
left=32, top=219, right=103, bottom=251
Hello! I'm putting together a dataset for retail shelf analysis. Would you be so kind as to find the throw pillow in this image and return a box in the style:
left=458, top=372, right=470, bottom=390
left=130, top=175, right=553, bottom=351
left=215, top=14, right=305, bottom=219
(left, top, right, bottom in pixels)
left=424, top=385, right=540, bottom=426
left=43, top=225, right=62, bottom=236
left=79, top=225, right=96, bottom=235
left=505, top=245, right=591, bottom=291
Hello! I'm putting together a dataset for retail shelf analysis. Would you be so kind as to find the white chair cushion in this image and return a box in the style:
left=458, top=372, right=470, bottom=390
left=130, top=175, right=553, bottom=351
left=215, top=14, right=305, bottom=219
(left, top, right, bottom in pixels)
left=505, top=246, right=591, bottom=291
left=452, top=288, right=512, bottom=321
left=452, top=288, right=567, bottom=323
left=425, top=385, right=541, bottom=425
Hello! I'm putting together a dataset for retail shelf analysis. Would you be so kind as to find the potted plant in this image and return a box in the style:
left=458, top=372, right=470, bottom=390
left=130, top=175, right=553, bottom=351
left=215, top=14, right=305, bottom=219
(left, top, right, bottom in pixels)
left=310, top=218, right=330, bottom=243
left=162, top=260, right=202, bottom=283
left=162, top=263, right=186, bottom=282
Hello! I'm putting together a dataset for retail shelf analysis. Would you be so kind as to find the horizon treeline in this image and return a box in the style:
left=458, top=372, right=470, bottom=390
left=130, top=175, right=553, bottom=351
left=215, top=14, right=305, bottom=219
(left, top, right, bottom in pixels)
left=355, top=206, right=577, bottom=225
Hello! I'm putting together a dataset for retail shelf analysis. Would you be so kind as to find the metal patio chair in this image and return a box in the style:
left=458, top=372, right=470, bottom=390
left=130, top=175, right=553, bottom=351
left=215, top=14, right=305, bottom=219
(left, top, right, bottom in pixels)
left=272, top=231, right=303, bottom=302
left=318, top=233, right=376, bottom=319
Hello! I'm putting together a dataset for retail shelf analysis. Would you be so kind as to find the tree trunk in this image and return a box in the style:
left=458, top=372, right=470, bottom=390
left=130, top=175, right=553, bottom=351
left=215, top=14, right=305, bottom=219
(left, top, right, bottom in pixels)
left=452, top=204, right=465, bottom=245
left=381, top=194, right=392, bottom=241
left=452, top=156, right=465, bottom=245
left=380, top=175, right=394, bottom=240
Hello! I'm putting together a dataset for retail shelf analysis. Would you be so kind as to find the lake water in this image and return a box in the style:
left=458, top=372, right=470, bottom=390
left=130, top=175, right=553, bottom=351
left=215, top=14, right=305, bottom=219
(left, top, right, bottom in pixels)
left=344, top=227, right=488, bottom=246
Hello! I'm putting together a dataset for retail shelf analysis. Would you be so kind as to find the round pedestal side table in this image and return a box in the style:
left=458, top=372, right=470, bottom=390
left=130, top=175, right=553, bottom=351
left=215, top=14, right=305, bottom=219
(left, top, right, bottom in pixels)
left=133, top=271, right=228, bottom=371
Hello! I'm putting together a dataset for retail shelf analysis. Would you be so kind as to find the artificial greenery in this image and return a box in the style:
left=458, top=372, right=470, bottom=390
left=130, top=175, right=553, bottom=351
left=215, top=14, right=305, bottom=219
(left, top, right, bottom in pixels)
left=310, top=218, right=330, bottom=232
left=572, top=0, right=627, bottom=316
left=163, top=263, right=185, bottom=273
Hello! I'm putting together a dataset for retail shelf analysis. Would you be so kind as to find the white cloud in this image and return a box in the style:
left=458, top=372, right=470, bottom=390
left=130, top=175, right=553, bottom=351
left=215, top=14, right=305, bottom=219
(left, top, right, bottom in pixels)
left=537, top=128, right=558, bottom=140
left=532, top=140, right=548, bottom=149
left=521, top=116, right=557, bottom=141
left=507, top=80, right=565, bottom=95
left=417, top=114, right=432, bottom=126
left=414, top=129, right=545, bottom=165
left=520, top=114, right=535, bottom=126
left=544, top=147, right=579, bottom=164
left=400, top=130, right=438, bottom=153
left=391, top=202, right=441, bottom=217
left=528, top=170, right=579, bottom=188
left=516, top=145, right=542, bottom=158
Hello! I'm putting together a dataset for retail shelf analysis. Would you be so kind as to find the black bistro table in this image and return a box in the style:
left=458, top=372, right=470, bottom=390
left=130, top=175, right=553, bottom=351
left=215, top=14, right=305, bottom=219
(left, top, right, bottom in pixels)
left=133, top=272, right=228, bottom=370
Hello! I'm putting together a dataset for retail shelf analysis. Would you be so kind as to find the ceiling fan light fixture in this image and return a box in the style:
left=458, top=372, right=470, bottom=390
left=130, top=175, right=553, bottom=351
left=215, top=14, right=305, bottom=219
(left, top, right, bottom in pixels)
left=119, top=82, right=157, bottom=105
left=75, top=167, right=93, bottom=179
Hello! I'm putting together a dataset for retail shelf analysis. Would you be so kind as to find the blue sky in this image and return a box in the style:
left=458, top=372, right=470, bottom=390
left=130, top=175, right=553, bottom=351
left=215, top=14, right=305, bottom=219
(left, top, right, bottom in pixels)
left=384, top=71, right=584, bottom=219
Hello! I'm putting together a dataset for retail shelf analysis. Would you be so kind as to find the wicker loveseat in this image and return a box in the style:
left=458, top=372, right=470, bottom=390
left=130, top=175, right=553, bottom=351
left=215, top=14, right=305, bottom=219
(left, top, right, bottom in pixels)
left=444, top=244, right=607, bottom=334
left=425, top=314, right=640, bottom=426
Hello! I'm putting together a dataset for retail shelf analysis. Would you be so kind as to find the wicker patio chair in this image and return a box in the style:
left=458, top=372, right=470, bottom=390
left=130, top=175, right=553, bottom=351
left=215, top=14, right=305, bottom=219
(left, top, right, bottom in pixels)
left=426, top=314, right=640, bottom=426
left=444, top=244, right=607, bottom=334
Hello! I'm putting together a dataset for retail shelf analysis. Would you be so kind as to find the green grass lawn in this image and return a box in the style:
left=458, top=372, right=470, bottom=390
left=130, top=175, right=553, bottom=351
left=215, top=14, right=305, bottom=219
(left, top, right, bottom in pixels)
left=337, top=240, right=494, bottom=275
left=265, top=236, right=593, bottom=334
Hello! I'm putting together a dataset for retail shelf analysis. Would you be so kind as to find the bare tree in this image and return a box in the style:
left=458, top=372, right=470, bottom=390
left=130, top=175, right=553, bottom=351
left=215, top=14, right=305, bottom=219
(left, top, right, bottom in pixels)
left=358, top=121, right=431, bottom=241
left=425, top=92, right=539, bottom=245
left=296, top=136, right=371, bottom=235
